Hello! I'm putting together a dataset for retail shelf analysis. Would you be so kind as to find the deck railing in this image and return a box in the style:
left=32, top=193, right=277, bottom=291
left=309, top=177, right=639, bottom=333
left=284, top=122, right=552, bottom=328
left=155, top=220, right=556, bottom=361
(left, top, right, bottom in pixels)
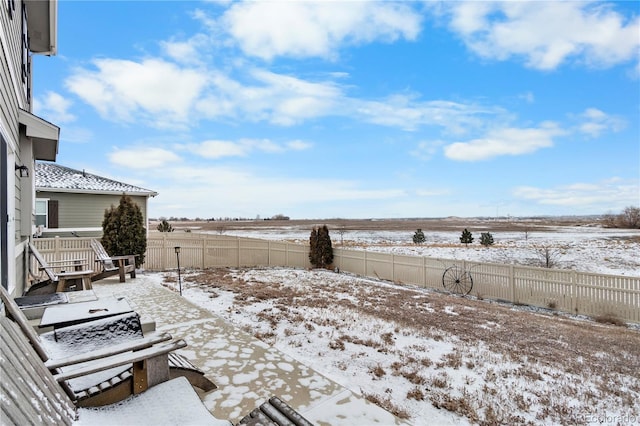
left=33, top=234, right=640, bottom=323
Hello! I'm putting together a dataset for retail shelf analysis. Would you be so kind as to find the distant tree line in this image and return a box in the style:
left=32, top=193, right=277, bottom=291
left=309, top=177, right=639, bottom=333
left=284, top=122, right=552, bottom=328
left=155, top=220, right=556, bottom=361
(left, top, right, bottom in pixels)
left=150, top=214, right=290, bottom=222
left=602, top=206, right=640, bottom=229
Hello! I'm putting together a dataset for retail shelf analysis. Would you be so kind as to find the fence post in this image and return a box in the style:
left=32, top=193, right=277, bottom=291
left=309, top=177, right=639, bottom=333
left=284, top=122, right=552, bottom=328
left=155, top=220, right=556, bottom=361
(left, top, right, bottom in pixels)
left=202, top=239, right=206, bottom=269
left=510, top=265, right=516, bottom=304
left=363, top=251, right=367, bottom=276
left=571, top=270, right=578, bottom=314
left=162, top=234, right=167, bottom=270
left=54, top=236, right=61, bottom=262
left=236, top=237, right=240, bottom=267
left=392, top=253, right=395, bottom=283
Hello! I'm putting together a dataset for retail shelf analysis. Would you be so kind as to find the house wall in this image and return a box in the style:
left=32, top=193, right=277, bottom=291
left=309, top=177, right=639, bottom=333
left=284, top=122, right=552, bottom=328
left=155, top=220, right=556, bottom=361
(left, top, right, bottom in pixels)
left=36, top=191, right=150, bottom=236
left=1, top=1, right=31, bottom=295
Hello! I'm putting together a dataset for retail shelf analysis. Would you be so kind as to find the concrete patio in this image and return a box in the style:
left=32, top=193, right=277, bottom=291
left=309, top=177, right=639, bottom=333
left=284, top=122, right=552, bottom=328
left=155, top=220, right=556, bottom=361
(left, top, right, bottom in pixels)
left=89, top=273, right=407, bottom=425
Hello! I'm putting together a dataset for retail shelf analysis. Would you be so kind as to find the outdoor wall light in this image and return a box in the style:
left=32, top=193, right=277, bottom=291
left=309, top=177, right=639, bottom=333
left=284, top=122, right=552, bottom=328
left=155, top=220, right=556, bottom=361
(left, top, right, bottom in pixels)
left=15, top=164, right=29, bottom=177
left=174, top=246, right=182, bottom=296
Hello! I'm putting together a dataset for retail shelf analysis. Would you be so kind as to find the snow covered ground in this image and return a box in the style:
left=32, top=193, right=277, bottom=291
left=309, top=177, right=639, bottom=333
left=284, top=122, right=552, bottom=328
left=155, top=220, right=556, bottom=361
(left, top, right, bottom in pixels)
left=213, top=224, right=640, bottom=277
left=164, top=221, right=639, bottom=425
left=170, top=267, right=639, bottom=426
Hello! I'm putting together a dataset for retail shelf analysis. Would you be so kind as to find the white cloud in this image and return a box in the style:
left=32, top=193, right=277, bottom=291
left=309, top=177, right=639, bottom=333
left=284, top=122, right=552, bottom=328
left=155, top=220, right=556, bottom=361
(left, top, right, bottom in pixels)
left=411, top=140, right=445, bottom=161
left=150, top=164, right=406, bottom=217
left=34, top=91, right=76, bottom=123
left=161, top=34, right=210, bottom=64
left=287, top=140, right=313, bottom=151
left=108, top=147, right=181, bottom=169
left=443, top=122, right=565, bottom=161
left=66, top=53, right=505, bottom=133
left=577, top=108, right=626, bottom=137
left=184, top=138, right=312, bottom=159
left=513, top=178, right=639, bottom=209
left=518, top=91, right=535, bottom=104
left=196, top=68, right=343, bottom=126
left=352, top=95, right=502, bottom=133
left=443, top=1, right=640, bottom=70
left=65, top=58, right=208, bottom=128
left=221, top=1, right=421, bottom=60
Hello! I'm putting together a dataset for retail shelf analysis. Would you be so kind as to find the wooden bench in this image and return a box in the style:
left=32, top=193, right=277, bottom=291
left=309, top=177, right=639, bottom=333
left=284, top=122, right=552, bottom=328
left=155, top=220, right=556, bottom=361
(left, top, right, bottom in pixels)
left=0, top=315, right=231, bottom=425
left=90, top=239, right=136, bottom=283
left=1, top=285, right=216, bottom=406
left=26, top=243, right=94, bottom=295
left=1, top=286, right=314, bottom=425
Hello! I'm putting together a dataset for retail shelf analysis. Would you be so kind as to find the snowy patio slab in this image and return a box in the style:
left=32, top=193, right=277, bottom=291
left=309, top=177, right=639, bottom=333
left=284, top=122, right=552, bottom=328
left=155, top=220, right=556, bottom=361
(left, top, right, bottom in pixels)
left=91, top=274, right=406, bottom=425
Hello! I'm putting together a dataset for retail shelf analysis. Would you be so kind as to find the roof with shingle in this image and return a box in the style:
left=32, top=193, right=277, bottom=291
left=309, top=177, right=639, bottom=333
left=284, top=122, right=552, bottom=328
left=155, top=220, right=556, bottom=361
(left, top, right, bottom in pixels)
left=36, top=162, right=158, bottom=196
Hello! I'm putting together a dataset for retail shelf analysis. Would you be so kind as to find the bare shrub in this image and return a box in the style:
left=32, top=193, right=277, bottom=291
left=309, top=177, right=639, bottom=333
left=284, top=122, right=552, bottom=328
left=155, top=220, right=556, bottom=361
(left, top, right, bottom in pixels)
left=362, top=393, right=410, bottom=419
left=531, top=244, right=565, bottom=268
left=401, top=369, right=426, bottom=385
left=369, top=364, right=386, bottom=378
left=430, top=392, right=478, bottom=423
left=443, top=351, right=463, bottom=369
left=254, top=331, right=275, bottom=342
left=594, top=313, right=626, bottom=327
left=329, top=339, right=345, bottom=351
left=407, top=387, right=425, bottom=401
left=429, top=373, right=450, bottom=389
left=381, top=332, right=394, bottom=346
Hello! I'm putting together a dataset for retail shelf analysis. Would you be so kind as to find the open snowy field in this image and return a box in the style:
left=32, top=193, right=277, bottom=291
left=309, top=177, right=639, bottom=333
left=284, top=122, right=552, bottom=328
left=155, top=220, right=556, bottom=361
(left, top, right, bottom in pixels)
left=177, top=217, right=640, bottom=278
left=165, top=267, right=640, bottom=426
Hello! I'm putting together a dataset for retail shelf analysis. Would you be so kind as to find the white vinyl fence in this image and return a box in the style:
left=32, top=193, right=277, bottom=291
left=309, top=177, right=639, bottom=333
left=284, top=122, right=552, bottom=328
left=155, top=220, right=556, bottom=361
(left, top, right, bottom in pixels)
left=34, top=234, right=640, bottom=323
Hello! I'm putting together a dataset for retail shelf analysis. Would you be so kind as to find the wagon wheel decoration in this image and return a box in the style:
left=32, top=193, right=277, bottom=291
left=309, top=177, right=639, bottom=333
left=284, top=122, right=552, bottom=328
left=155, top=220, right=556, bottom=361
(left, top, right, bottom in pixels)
left=442, top=265, right=473, bottom=295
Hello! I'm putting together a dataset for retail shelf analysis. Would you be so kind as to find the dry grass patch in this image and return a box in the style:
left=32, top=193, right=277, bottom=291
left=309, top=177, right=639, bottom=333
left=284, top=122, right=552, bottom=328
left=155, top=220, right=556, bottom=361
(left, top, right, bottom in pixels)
left=180, top=267, right=640, bottom=425
left=362, top=392, right=410, bottom=420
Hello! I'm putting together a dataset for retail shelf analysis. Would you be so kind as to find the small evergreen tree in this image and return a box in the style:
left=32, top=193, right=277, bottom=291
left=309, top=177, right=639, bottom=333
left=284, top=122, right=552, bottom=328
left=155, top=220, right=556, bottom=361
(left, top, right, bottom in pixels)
left=309, top=225, right=333, bottom=268
left=413, top=228, right=426, bottom=244
left=157, top=219, right=174, bottom=232
left=309, top=227, right=318, bottom=266
left=460, top=228, right=474, bottom=247
left=480, top=232, right=494, bottom=247
left=102, top=195, right=147, bottom=267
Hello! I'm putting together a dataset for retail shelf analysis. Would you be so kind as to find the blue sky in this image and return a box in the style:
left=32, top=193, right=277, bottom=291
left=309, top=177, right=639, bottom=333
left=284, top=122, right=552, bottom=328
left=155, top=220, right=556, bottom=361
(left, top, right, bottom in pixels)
left=33, top=1, right=640, bottom=219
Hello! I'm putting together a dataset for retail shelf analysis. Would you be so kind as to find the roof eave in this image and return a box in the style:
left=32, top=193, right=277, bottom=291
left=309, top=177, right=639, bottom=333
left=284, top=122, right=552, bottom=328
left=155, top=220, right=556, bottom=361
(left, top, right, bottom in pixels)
left=19, top=109, right=59, bottom=161
left=25, top=0, right=58, bottom=55
left=36, top=187, right=158, bottom=197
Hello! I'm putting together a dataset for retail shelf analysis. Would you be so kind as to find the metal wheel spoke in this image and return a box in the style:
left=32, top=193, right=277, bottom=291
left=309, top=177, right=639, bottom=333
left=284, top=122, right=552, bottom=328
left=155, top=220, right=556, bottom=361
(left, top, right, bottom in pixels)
left=442, top=266, right=473, bottom=295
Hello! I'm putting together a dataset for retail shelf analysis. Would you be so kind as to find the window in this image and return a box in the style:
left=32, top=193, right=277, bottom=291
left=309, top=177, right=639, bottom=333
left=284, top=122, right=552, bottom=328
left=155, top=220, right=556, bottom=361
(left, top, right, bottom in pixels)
left=35, top=199, right=48, bottom=227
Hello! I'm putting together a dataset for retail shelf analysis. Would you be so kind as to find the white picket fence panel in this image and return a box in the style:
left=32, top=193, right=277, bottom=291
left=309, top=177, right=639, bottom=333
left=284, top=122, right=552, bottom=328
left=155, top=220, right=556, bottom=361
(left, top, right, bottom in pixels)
left=34, top=235, right=640, bottom=323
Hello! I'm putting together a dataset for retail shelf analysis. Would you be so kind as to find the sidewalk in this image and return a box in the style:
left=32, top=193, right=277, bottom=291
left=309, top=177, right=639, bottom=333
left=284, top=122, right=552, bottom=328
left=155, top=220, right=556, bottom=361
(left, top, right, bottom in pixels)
left=91, top=274, right=406, bottom=425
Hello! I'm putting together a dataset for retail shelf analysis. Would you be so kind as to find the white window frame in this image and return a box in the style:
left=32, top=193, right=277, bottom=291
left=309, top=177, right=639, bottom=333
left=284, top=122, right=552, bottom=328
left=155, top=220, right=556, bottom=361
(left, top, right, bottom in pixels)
left=35, top=198, right=48, bottom=228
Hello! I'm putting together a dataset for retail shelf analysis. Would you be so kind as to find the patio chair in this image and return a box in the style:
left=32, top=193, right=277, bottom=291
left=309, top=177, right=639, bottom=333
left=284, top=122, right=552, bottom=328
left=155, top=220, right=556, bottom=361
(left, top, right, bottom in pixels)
left=90, top=238, right=137, bottom=283
left=1, top=287, right=315, bottom=426
left=24, top=242, right=94, bottom=296
left=1, top=315, right=231, bottom=426
left=0, top=286, right=215, bottom=407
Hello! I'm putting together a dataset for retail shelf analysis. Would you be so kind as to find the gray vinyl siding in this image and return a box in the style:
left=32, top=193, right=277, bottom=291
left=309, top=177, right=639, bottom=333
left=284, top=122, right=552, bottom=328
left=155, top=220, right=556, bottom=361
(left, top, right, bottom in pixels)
left=1, top=1, right=25, bottom=146
left=2, top=0, right=27, bottom=243
left=2, top=1, right=30, bottom=293
left=37, top=192, right=149, bottom=229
